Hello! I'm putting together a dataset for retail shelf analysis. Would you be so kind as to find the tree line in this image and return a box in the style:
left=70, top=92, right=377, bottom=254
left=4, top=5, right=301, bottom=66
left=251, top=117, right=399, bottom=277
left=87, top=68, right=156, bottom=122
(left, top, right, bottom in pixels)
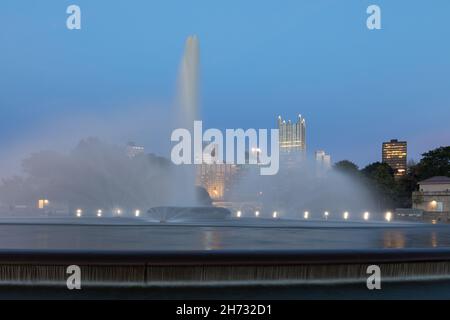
left=333, top=146, right=450, bottom=211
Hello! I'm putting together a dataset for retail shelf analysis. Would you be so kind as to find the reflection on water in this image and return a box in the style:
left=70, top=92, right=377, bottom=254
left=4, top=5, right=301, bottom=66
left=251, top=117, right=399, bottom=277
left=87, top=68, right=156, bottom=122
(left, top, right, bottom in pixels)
left=383, top=231, right=406, bottom=249
left=431, top=232, right=438, bottom=248
left=382, top=229, right=445, bottom=249
left=0, top=220, right=449, bottom=251
left=202, top=230, right=223, bottom=250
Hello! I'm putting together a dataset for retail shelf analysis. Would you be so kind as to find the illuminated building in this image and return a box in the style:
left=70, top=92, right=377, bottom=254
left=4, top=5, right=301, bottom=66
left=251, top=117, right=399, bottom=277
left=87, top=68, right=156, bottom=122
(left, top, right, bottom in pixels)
left=278, top=115, right=306, bottom=152
left=277, top=115, right=306, bottom=167
left=37, top=199, right=69, bottom=216
left=196, top=163, right=239, bottom=201
left=412, top=176, right=450, bottom=223
left=38, top=199, right=49, bottom=210
left=196, top=144, right=240, bottom=201
left=382, top=139, right=407, bottom=177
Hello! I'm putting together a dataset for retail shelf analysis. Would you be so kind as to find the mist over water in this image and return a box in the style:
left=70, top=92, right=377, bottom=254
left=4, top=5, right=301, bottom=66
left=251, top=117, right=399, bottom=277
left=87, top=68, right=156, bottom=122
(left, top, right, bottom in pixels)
left=0, top=36, right=205, bottom=212
left=228, top=159, right=377, bottom=220
left=0, top=35, right=378, bottom=220
left=0, top=102, right=172, bottom=181
left=0, top=139, right=377, bottom=219
left=0, top=138, right=173, bottom=211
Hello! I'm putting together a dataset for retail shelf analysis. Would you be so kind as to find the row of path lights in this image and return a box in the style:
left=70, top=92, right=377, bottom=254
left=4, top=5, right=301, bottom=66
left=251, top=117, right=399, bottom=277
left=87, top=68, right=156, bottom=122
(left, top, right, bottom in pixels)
left=235, top=210, right=394, bottom=222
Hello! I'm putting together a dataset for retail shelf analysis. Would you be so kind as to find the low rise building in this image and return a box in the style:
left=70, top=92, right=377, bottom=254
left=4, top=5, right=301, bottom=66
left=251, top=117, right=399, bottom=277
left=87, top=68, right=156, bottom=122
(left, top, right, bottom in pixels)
left=412, top=176, right=450, bottom=223
left=394, top=208, right=424, bottom=222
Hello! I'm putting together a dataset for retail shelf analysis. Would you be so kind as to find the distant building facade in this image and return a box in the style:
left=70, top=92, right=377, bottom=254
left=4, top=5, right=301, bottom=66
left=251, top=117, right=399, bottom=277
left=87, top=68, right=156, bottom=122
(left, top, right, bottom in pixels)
left=196, top=164, right=239, bottom=201
left=196, top=144, right=240, bottom=202
left=277, top=115, right=306, bottom=167
left=382, top=139, right=407, bottom=177
left=126, top=142, right=145, bottom=158
left=412, top=176, right=450, bottom=223
left=394, top=208, right=424, bottom=222
left=315, top=150, right=331, bottom=170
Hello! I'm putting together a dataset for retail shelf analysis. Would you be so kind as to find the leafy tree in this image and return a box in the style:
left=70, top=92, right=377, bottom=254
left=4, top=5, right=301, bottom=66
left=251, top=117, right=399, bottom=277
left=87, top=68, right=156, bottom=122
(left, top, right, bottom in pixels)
left=334, top=160, right=359, bottom=175
left=360, top=146, right=449, bottom=210
left=361, top=162, right=394, bottom=177
left=395, top=173, right=417, bottom=208
left=0, top=138, right=184, bottom=211
left=361, top=162, right=396, bottom=210
left=415, top=146, right=450, bottom=180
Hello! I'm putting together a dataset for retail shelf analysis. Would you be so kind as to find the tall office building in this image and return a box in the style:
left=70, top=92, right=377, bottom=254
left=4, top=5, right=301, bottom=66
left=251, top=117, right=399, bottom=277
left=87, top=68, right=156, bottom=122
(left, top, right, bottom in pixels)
left=277, top=115, right=306, bottom=167
left=278, top=115, right=306, bottom=152
left=382, top=139, right=407, bottom=177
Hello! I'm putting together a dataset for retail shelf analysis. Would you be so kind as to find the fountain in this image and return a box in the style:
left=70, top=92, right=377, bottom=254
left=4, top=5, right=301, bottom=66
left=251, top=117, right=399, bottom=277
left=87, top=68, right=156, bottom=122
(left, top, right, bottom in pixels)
left=177, top=35, right=200, bottom=132
left=168, top=35, right=201, bottom=207
left=147, top=35, right=231, bottom=221
left=0, top=37, right=448, bottom=299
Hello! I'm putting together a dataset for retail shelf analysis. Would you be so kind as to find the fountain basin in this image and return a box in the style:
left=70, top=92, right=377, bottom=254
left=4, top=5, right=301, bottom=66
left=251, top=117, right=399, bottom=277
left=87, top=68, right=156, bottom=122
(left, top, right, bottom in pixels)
left=1, top=249, right=450, bottom=287
left=146, top=206, right=231, bottom=222
left=0, top=221, right=449, bottom=298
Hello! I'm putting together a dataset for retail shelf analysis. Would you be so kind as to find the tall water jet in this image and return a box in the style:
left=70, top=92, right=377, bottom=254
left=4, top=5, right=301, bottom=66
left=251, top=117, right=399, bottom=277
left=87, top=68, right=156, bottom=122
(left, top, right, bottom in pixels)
left=171, top=35, right=201, bottom=206
left=177, top=35, right=200, bottom=129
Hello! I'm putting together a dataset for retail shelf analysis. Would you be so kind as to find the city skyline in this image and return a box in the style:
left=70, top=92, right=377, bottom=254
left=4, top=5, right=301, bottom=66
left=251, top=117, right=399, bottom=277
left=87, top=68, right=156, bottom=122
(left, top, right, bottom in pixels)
left=1, top=0, right=450, bottom=302
left=1, top=0, right=449, bottom=176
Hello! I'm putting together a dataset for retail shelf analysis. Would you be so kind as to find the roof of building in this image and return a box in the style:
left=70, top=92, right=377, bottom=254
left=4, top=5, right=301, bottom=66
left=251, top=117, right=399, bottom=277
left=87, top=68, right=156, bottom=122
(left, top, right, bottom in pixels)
left=383, top=139, right=407, bottom=144
left=419, top=176, right=450, bottom=185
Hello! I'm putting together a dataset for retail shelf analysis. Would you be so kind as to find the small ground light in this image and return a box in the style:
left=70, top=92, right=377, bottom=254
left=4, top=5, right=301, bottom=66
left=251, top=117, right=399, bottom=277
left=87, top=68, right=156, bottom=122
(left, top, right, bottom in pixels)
left=97, top=210, right=102, bottom=217
left=255, top=211, right=260, bottom=217
left=135, top=210, right=141, bottom=217
left=343, top=211, right=349, bottom=220
left=324, top=211, right=329, bottom=220
left=364, top=211, right=370, bottom=220
left=76, top=209, right=82, bottom=217
left=273, top=211, right=278, bottom=218
left=304, top=211, right=309, bottom=219
left=236, top=210, right=242, bottom=218
left=116, top=209, right=122, bottom=216
left=385, top=211, right=392, bottom=222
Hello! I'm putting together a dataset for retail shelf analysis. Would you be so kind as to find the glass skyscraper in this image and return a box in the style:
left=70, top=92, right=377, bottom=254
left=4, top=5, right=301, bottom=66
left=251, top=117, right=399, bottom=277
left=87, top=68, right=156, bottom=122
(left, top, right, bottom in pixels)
left=277, top=115, right=306, bottom=167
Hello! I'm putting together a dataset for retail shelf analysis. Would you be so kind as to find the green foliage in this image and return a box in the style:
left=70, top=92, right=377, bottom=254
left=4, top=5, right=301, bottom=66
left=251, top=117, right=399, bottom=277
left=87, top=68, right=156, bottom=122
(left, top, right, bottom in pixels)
left=361, top=162, right=397, bottom=210
left=335, top=146, right=449, bottom=211
left=415, top=146, right=450, bottom=180
left=334, top=160, right=359, bottom=175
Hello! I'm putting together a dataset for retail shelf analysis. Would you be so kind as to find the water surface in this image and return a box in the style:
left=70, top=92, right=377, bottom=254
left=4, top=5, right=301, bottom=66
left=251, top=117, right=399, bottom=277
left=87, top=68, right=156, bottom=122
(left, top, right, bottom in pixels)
left=0, top=217, right=445, bottom=251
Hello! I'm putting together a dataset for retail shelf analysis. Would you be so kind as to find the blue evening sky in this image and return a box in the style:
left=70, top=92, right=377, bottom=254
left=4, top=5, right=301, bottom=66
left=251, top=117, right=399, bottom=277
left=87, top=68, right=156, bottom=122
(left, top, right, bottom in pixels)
left=0, top=0, right=449, bottom=171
